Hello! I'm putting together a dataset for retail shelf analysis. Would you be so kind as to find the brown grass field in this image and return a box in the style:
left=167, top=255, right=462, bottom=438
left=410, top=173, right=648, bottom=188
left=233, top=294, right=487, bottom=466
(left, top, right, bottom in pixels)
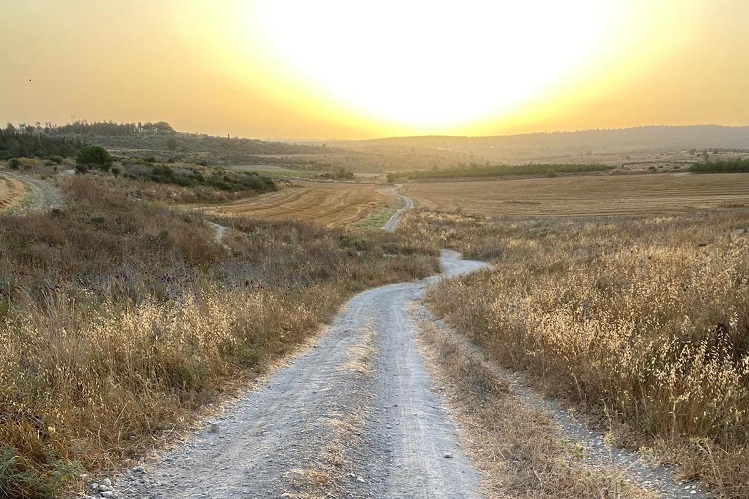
left=402, top=172, right=749, bottom=217
left=196, top=181, right=398, bottom=227
left=0, top=174, right=25, bottom=210
left=411, top=171, right=749, bottom=496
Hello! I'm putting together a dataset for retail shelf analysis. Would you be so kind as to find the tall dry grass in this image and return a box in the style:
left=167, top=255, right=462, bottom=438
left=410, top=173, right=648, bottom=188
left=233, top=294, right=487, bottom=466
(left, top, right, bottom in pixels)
left=0, top=177, right=438, bottom=498
left=408, top=209, right=749, bottom=496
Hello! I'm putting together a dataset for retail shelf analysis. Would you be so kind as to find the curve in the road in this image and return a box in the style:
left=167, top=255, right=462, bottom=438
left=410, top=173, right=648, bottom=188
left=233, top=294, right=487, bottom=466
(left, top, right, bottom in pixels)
left=118, top=251, right=486, bottom=499
left=382, top=185, right=414, bottom=232
left=0, top=170, right=64, bottom=212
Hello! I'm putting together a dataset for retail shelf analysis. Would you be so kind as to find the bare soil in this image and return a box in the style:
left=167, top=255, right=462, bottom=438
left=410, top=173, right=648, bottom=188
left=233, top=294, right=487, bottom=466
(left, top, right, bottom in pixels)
left=403, top=172, right=749, bottom=217
left=0, top=173, right=25, bottom=210
left=0, top=169, right=64, bottom=212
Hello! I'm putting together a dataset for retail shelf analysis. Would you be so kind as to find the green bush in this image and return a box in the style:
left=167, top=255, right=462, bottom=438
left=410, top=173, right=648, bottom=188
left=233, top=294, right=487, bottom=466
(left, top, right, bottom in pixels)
left=690, top=159, right=749, bottom=173
left=76, top=146, right=112, bottom=171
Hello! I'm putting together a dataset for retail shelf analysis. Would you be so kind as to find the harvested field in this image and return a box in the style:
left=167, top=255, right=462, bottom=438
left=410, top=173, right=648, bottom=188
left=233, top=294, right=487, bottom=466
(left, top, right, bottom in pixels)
left=200, top=181, right=399, bottom=228
left=403, top=172, right=749, bottom=217
left=0, top=173, right=26, bottom=210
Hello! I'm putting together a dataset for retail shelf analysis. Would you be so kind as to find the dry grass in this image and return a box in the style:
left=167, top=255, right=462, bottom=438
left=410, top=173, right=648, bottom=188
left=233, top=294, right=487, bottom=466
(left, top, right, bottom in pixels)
left=402, top=172, right=749, bottom=217
left=0, top=175, right=25, bottom=210
left=0, top=176, right=438, bottom=497
left=414, top=207, right=749, bottom=496
left=417, top=320, right=657, bottom=498
left=198, top=181, right=399, bottom=228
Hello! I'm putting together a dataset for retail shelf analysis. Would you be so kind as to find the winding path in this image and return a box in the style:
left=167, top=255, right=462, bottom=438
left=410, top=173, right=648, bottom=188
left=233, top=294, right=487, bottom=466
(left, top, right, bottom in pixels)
left=382, top=185, right=414, bottom=232
left=118, top=251, right=486, bottom=499
left=0, top=170, right=64, bottom=212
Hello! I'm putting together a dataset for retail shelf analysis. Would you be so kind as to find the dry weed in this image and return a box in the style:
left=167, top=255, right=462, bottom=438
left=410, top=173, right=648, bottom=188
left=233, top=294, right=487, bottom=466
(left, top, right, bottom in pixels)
left=0, top=176, right=438, bottom=497
left=420, top=208, right=749, bottom=496
left=417, top=320, right=657, bottom=498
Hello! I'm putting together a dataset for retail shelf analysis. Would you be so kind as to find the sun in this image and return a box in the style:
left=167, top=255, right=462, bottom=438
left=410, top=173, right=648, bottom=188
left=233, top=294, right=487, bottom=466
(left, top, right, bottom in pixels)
left=175, top=1, right=702, bottom=136
left=238, top=1, right=622, bottom=133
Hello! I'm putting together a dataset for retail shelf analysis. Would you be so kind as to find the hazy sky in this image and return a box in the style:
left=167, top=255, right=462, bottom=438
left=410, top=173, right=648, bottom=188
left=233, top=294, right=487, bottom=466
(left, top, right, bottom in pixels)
left=2, top=0, right=748, bottom=139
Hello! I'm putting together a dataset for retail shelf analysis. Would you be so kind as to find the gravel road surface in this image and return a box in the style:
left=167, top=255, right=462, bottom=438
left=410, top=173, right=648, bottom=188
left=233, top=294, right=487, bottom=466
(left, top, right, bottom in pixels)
left=0, top=170, right=64, bottom=212
left=382, top=187, right=414, bottom=232
left=116, top=251, right=486, bottom=499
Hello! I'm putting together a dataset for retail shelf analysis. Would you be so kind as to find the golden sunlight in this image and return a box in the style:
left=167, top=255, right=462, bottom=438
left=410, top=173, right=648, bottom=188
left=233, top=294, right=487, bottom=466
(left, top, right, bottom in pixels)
left=169, top=0, right=708, bottom=136
left=242, top=1, right=620, bottom=131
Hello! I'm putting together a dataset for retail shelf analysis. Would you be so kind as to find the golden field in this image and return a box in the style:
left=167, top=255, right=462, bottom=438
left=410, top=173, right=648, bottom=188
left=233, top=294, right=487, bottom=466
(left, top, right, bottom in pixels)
left=0, top=174, right=25, bottom=210
left=402, top=172, right=749, bottom=217
left=3, top=163, right=749, bottom=497
left=196, top=180, right=399, bottom=228
left=0, top=175, right=438, bottom=498
left=401, top=204, right=749, bottom=497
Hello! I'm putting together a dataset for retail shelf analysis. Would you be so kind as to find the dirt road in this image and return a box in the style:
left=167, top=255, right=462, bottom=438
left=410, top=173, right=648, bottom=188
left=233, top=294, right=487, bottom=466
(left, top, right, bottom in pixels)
left=382, top=186, right=414, bottom=232
left=0, top=170, right=64, bottom=212
left=118, top=251, right=486, bottom=499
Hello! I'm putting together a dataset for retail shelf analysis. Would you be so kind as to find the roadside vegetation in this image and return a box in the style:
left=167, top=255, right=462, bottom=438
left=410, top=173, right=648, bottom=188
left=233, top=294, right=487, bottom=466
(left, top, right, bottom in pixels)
left=690, top=158, right=749, bottom=173
left=400, top=208, right=749, bottom=496
left=0, top=176, right=438, bottom=498
left=388, top=162, right=612, bottom=181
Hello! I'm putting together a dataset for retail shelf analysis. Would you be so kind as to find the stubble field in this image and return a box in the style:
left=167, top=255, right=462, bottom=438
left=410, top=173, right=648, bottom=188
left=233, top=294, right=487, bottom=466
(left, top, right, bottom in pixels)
left=397, top=171, right=749, bottom=496
left=197, top=180, right=398, bottom=228
left=402, top=172, right=749, bottom=217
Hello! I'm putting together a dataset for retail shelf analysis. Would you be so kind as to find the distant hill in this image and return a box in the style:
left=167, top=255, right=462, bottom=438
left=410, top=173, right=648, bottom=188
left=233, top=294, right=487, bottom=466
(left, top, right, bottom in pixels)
left=42, top=120, right=327, bottom=165
left=340, top=125, right=749, bottom=159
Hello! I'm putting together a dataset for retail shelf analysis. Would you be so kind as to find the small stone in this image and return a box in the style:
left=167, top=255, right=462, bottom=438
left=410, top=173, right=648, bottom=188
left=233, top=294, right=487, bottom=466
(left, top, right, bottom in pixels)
left=90, top=483, right=100, bottom=491
left=99, top=484, right=110, bottom=492
left=210, top=423, right=219, bottom=433
left=100, top=492, right=114, bottom=498
left=443, top=452, right=453, bottom=458
left=132, top=466, right=145, bottom=473
left=356, top=476, right=365, bottom=483
left=102, top=478, right=112, bottom=487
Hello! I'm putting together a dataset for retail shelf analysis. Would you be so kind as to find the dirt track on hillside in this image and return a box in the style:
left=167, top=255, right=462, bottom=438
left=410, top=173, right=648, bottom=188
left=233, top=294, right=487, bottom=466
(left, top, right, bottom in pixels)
left=382, top=186, right=414, bottom=232
left=0, top=170, right=64, bottom=212
left=118, top=251, right=486, bottom=498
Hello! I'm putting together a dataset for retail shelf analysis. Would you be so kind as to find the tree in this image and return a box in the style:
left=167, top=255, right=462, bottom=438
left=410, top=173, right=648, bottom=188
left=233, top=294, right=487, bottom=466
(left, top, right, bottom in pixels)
left=167, top=137, right=178, bottom=152
left=76, top=145, right=113, bottom=171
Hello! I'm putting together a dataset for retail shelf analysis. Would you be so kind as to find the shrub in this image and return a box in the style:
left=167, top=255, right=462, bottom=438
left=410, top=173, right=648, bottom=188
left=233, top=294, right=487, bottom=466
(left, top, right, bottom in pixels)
left=76, top=146, right=112, bottom=171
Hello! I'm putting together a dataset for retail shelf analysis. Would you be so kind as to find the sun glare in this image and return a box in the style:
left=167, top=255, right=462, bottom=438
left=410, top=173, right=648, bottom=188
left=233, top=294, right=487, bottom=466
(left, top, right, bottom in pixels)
left=173, top=1, right=705, bottom=137
left=241, top=1, right=620, bottom=132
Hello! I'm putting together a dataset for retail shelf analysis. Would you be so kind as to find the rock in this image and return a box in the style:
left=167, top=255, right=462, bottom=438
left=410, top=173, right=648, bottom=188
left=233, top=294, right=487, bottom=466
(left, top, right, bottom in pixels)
left=210, top=422, right=219, bottom=433
left=102, top=477, right=112, bottom=487
left=443, top=452, right=453, bottom=458
left=732, top=228, right=746, bottom=236
left=132, top=465, right=145, bottom=473
left=356, top=476, right=365, bottom=483
left=98, top=484, right=110, bottom=492
left=90, top=483, right=100, bottom=491
left=100, top=491, right=114, bottom=498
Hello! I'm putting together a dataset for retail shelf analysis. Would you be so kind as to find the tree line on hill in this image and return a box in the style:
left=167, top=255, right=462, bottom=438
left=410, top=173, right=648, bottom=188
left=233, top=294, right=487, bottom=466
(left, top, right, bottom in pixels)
left=690, top=158, right=749, bottom=173
left=0, top=123, right=83, bottom=160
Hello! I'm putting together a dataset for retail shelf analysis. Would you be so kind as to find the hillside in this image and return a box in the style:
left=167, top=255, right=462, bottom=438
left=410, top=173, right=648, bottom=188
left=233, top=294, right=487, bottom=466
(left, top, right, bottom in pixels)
left=338, top=125, right=749, bottom=161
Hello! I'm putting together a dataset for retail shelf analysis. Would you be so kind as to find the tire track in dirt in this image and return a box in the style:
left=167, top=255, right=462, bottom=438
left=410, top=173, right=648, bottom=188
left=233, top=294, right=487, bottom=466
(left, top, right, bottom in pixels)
left=117, top=252, right=485, bottom=499
left=382, top=185, right=414, bottom=232
left=0, top=170, right=64, bottom=212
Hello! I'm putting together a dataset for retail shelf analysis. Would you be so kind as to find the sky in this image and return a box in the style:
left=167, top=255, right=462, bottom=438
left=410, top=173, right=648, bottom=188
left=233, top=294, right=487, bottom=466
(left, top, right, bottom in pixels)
left=2, top=0, right=748, bottom=140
